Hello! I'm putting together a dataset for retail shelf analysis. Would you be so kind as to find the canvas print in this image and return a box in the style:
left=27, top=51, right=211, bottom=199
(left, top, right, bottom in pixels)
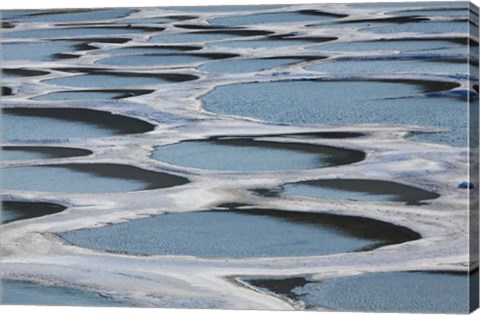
left=0, top=1, right=479, bottom=313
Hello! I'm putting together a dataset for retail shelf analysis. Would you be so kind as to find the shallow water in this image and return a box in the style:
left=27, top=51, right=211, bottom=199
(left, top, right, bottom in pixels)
left=97, top=54, right=210, bottom=67
left=59, top=209, right=419, bottom=258
left=412, top=46, right=470, bottom=55
left=309, top=39, right=466, bottom=53
left=118, top=16, right=177, bottom=24
left=363, top=21, right=468, bottom=34
left=202, top=80, right=467, bottom=146
left=349, top=2, right=468, bottom=9
left=166, top=5, right=283, bottom=12
left=2, top=146, right=91, bottom=160
left=2, top=200, right=66, bottom=224
left=213, top=38, right=314, bottom=48
left=44, top=72, right=187, bottom=88
left=1, top=280, right=128, bottom=306
left=150, top=32, right=237, bottom=43
left=199, top=58, right=303, bottom=74
left=310, top=21, right=389, bottom=29
left=90, top=46, right=199, bottom=56
left=3, top=108, right=154, bottom=141
left=249, top=272, right=468, bottom=313
left=279, top=179, right=440, bottom=204
left=390, top=9, right=470, bottom=17
left=308, top=58, right=468, bottom=75
left=2, top=41, right=81, bottom=62
left=33, top=90, right=152, bottom=101
left=3, top=26, right=152, bottom=39
left=152, top=139, right=364, bottom=172
left=208, top=11, right=338, bottom=27
left=3, top=8, right=135, bottom=24
left=2, top=163, right=188, bottom=193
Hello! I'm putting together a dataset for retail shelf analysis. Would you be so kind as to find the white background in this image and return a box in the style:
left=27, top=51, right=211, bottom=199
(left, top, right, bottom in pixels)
left=0, top=0, right=479, bottom=315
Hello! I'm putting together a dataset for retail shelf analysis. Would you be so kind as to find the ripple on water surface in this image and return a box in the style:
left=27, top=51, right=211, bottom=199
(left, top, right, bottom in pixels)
left=152, top=138, right=365, bottom=172
left=59, top=209, right=419, bottom=258
left=202, top=80, right=467, bottom=147
left=2, top=108, right=154, bottom=141
left=1, top=280, right=129, bottom=307
left=308, top=58, right=468, bottom=75
left=243, top=272, right=469, bottom=313
left=362, top=21, right=468, bottom=34
left=2, top=163, right=189, bottom=193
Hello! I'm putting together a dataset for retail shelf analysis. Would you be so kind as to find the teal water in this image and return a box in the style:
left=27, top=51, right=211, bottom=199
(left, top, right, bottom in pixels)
left=118, top=17, right=177, bottom=24
left=279, top=179, right=440, bottom=204
left=152, top=139, right=364, bottom=172
left=3, top=26, right=151, bottom=39
left=44, top=73, right=180, bottom=88
left=166, top=5, right=283, bottom=12
left=90, top=46, right=198, bottom=55
left=202, top=80, right=467, bottom=147
left=296, top=272, right=468, bottom=313
left=3, top=108, right=154, bottom=141
left=213, top=38, right=313, bottom=48
left=34, top=91, right=133, bottom=101
left=391, top=9, right=469, bottom=17
left=209, top=12, right=338, bottom=27
left=200, top=58, right=303, bottom=74
left=363, top=21, right=468, bottom=34
left=309, top=39, right=465, bottom=53
left=310, top=21, right=389, bottom=29
left=4, top=8, right=135, bottom=23
left=2, top=163, right=188, bottom=193
left=308, top=59, right=468, bottom=75
left=150, top=32, right=237, bottom=43
left=2, top=41, right=81, bottom=62
left=59, top=209, right=419, bottom=258
left=1, top=280, right=129, bottom=307
left=97, top=54, right=210, bottom=67
left=350, top=2, right=468, bottom=8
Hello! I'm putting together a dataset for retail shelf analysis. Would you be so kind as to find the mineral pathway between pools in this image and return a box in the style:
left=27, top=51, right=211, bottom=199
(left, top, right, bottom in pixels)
left=0, top=3, right=479, bottom=310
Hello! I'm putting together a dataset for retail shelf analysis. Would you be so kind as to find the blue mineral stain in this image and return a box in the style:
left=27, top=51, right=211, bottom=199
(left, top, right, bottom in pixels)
left=458, top=181, right=474, bottom=189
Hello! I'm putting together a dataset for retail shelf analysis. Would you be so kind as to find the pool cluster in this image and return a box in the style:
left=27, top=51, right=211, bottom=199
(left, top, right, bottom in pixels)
left=1, top=2, right=477, bottom=312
